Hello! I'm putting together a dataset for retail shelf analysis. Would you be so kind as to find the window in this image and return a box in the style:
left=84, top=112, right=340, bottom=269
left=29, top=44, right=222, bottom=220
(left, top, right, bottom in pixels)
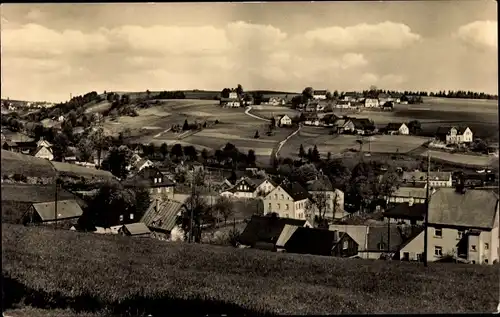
left=268, top=203, right=272, bottom=209
left=377, top=243, right=385, bottom=250
left=285, top=214, right=289, bottom=218
left=166, top=187, right=170, bottom=192
left=343, top=241, right=348, bottom=250
left=119, top=214, right=124, bottom=222
left=157, top=187, right=161, bottom=193
left=130, top=214, right=134, bottom=220
left=277, top=203, right=281, bottom=210
left=457, top=231, right=463, bottom=240
left=485, top=243, right=489, bottom=250
left=434, top=246, right=443, bottom=256
left=434, top=228, right=442, bottom=237
left=274, top=194, right=277, bottom=200
left=285, top=204, right=289, bottom=210
left=281, top=194, right=284, bottom=200
left=471, top=245, right=477, bottom=251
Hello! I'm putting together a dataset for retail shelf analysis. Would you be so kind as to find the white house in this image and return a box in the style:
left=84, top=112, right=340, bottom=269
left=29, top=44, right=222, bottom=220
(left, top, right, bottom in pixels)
left=57, top=115, right=65, bottom=122
left=229, top=91, right=238, bottom=99
left=313, top=90, right=328, bottom=100
left=274, top=115, right=292, bottom=127
left=221, top=177, right=277, bottom=199
left=401, top=171, right=453, bottom=188
left=135, top=158, right=154, bottom=172
left=364, top=98, right=379, bottom=108
left=36, top=139, right=52, bottom=149
left=263, top=182, right=311, bottom=220
left=336, top=100, right=351, bottom=108
left=386, top=123, right=409, bottom=135
left=32, top=146, right=54, bottom=161
left=447, top=127, right=473, bottom=144
left=306, top=176, right=346, bottom=220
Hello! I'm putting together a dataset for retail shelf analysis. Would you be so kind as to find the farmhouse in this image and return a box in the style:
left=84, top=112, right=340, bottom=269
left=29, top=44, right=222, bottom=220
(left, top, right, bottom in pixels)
left=339, top=118, right=375, bottom=135
left=118, top=223, right=152, bottom=238
left=2, top=140, right=17, bottom=152
left=36, top=139, right=52, bottom=149
left=402, top=171, right=453, bottom=188
left=364, top=98, right=379, bottom=108
left=274, top=115, right=292, bottom=127
left=342, top=92, right=360, bottom=102
left=387, top=185, right=436, bottom=205
left=31, top=146, right=54, bottom=161
left=320, top=114, right=338, bottom=127
left=141, top=199, right=185, bottom=240
left=220, top=177, right=277, bottom=199
left=385, top=123, right=409, bottom=135
left=378, top=93, right=391, bottom=106
left=435, top=126, right=473, bottom=145
left=302, top=113, right=321, bottom=126
left=282, top=226, right=358, bottom=257
left=263, top=181, right=311, bottom=220
left=124, top=166, right=175, bottom=198
left=382, top=102, right=394, bottom=111
left=238, top=214, right=312, bottom=250
left=22, top=200, right=84, bottom=229
left=313, top=90, right=328, bottom=100
left=220, top=97, right=240, bottom=108
left=426, top=188, right=499, bottom=265
left=135, top=158, right=155, bottom=172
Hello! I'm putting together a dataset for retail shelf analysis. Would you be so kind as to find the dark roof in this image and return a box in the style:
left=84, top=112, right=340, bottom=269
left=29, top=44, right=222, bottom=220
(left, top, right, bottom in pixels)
left=435, top=126, right=469, bottom=136
left=350, top=118, right=374, bottom=130
left=280, top=181, right=310, bottom=201
left=321, top=114, right=338, bottom=123
left=141, top=199, right=184, bottom=233
left=127, top=167, right=175, bottom=187
left=284, top=227, right=339, bottom=256
left=239, top=215, right=308, bottom=246
left=383, top=203, right=426, bottom=220
left=386, top=123, right=404, bottom=131
left=121, top=223, right=151, bottom=236
left=365, top=225, right=404, bottom=251
left=428, top=188, right=498, bottom=229
left=306, top=176, right=333, bottom=191
left=314, top=90, right=327, bottom=95
left=396, top=227, right=425, bottom=251
left=31, top=200, right=83, bottom=221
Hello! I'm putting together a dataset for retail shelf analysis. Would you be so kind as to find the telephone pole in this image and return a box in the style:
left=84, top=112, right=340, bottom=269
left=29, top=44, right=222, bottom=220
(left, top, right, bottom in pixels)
left=423, top=151, right=431, bottom=267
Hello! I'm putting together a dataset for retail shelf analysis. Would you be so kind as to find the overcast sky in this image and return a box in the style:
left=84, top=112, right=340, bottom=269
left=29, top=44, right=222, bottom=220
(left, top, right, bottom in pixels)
left=1, top=2, right=497, bottom=102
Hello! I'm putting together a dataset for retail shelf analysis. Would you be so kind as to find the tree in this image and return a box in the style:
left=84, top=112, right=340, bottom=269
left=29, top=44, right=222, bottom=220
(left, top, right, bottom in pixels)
left=147, top=143, right=156, bottom=158
left=376, top=168, right=401, bottom=201
left=407, top=120, right=421, bottom=135
left=302, top=87, right=314, bottom=100
left=201, top=148, right=209, bottom=161
left=327, top=152, right=332, bottom=161
left=170, top=143, right=184, bottom=159
left=471, top=138, right=488, bottom=153
left=183, top=145, right=197, bottom=161
left=298, top=144, right=306, bottom=159
left=183, top=119, right=189, bottom=131
left=101, top=145, right=133, bottom=179
left=77, top=138, right=94, bottom=162
left=307, top=148, right=313, bottom=160
left=247, top=149, right=256, bottom=166
left=67, top=110, right=78, bottom=127
left=236, top=84, right=244, bottom=98
left=254, top=130, right=260, bottom=139
left=177, top=187, right=212, bottom=242
left=214, top=196, right=234, bottom=225
left=306, top=190, right=329, bottom=228
left=221, top=88, right=231, bottom=98
left=291, top=95, right=304, bottom=109
left=270, top=117, right=276, bottom=129
left=325, top=91, right=333, bottom=100
left=311, top=145, right=320, bottom=162
left=146, top=89, right=151, bottom=99
left=296, top=163, right=319, bottom=184
left=52, top=133, right=70, bottom=161
left=160, top=143, right=169, bottom=159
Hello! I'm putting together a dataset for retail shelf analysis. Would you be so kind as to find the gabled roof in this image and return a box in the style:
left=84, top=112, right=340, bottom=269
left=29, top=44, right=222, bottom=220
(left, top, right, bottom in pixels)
left=121, top=222, right=151, bottom=236
left=31, top=200, right=83, bottom=221
left=383, top=203, right=426, bottom=220
left=141, top=199, right=184, bottom=232
left=386, top=123, right=404, bottom=131
left=306, top=176, right=333, bottom=191
left=392, top=186, right=428, bottom=199
left=348, top=118, right=374, bottom=130
left=32, top=146, right=53, bottom=156
left=135, top=158, right=153, bottom=169
left=314, top=90, right=327, bottom=95
left=428, top=188, right=498, bottom=229
left=284, top=227, right=339, bottom=255
left=436, top=126, right=470, bottom=135
left=280, top=181, right=310, bottom=201
left=275, top=224, right=300, bottom=248
left=365, top=225, right=404, bottom=252
left=239, top=215, right=308, bottom=246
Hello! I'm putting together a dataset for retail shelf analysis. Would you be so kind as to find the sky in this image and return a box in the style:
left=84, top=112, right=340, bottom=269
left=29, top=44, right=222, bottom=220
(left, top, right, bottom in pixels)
left=1, top=2, right=498, bottom=102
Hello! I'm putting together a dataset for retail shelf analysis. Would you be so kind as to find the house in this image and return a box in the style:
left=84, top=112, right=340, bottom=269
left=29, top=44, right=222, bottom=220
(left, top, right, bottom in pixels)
left=263, top=181, right=311, bottom=220
left=124, top=167, right=175, bottom=199
left=378, top=93, right=390, bottom=106
left=385, top=123, right=409, bottom=135
left=336, top=100, right=351, bottom=108
left=426, top=188, right=499, bottom=265
left=396, top=227, right=425, bottom=261
left=302, top=113, right=321, bottom=126
left=401, top=171, right=453, bottom=188
left=274, top=115, right=292, bottom=127
left=141, top=199, right=185, bottom=240
left=320, top=114, right=338, bottom=127
left=229, top=91, right=238, bottom=99
left=238, top=214, right=312, bottom=249
left=435, top=126, right=473, bottom=145
left=57, top=115, right=65, bottom=122
left=220, top=177, right=277, bottom=199
left=269, top=97, right=285, bottom=106
left=382, top=102, right=394, bottom=111
left=135, top=158, right=154, bottom=172
left=383, top=202, right=426, bottom=226
left=387, top=186, right=436, bottom=205
left=36, top=139, right=52, bottom=148
left=342, top=92, right=360, bottom=102
left=340, top=118, right=375, bottom=135
left=282, top=226, right=358, bottom=257
left=32, top=146, right=54, bottom=161
left=306, top=176, right=346, bottom=220
left=220, top=97, right=240, bottom=108
left=2, top=140, right=18, bottom=152
left=313, top=90, right=328, bottom=100
left=364, top=98, right=379, bottom=108
left=118, top=223, right=152, bottom=237
left=22, top=200, right=84, bottom=229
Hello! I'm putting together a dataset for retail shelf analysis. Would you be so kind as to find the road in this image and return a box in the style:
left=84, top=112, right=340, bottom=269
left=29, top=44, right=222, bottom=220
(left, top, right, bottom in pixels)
left=244, top=106, right=271, bottom=122
left=275, top=125, right=302, bottom=159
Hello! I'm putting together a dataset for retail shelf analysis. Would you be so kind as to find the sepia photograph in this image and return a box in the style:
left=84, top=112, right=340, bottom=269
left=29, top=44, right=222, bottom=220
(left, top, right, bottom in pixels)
left=1, top=1, right=499, bottom=315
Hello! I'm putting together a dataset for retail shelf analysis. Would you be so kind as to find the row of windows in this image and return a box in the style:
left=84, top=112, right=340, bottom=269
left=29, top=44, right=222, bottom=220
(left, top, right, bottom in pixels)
left=434, top=243, right=489, bottom=256
left=119, top=214, right=134, bottom=222
left=150, top=187, right=171, bottom=194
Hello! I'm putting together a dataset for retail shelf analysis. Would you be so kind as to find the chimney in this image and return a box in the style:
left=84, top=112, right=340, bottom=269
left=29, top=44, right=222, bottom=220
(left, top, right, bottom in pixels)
left=155, top=199, right=160, bottom=212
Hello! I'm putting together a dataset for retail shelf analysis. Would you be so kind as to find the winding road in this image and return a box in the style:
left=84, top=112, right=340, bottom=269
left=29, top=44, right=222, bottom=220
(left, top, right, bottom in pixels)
left=244, top=106, right=271, bottom=122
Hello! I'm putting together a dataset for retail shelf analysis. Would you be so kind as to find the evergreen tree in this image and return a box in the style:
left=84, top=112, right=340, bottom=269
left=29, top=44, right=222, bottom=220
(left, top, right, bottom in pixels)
left=299, top=144, right=306, bottom=158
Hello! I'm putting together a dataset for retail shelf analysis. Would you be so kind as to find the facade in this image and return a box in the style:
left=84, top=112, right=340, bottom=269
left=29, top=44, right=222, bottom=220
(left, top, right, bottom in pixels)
left=387, top=186, right=434, bottom=205
left=397, top=228, right=425, bottom=261
left=336, top=100, right=351, bottom=108
left=275, top=115, right=292, bottom=127
left=263, top=182, right=311, bottom=220
left=383, top=202, right=425, bottom=226
left=341, top=118, right=374, bottom=135
left=221, top=177, right=277, bottom=199
left=135, top=159, right=154, bottom=172
left=436, top=126, right=473, bottom=145
left=32, top=146, right=54, bottom=161
left=426, top=188, right=499, bottom=265
left=313, top=90, right=327, bottom=100
left=220, top=98, right=240, bottom=108
left=125, top=167, right=175, bottom=199
left=401, top=171, right=453, bottom=188
left=364, top=98, right=379, bottom=108
left=306, top=177, right=346, bottom=220
left=386, top=123, right=409, bottom=135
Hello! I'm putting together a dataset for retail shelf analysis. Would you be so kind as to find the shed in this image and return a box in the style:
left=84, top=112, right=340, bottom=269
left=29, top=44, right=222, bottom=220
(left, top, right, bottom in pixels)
left=119, top=222, right=152, bottom=237
left=22, top=200, right=84, bottom=228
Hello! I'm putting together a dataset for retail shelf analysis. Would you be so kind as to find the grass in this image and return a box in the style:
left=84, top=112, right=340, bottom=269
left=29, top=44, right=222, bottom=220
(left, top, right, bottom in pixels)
left=51, top=161, right=115, bottom=181
left=3, top=223, right=499, bottom=315
left=1, top=150, right=56, bottom=178
left=248, top=106, right=300, bottom=120
left=421, top=149, right=498, bottom=167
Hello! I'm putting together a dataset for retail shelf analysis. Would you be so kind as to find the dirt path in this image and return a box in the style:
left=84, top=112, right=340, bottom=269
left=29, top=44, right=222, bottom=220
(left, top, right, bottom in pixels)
left=244, top=106, right=271, bottom=122
left=153, top=128, right=171, bottom=138
left=275, top=125, right=302, bottom=160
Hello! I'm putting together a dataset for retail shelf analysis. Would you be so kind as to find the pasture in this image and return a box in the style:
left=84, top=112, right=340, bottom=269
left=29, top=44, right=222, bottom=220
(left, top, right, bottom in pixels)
left=248, top=105, right=300, bottom=119
left=421, top=150, right=498, bottom=168
left=3, top=223, right=498, bottom=315
left=1, top=150, right=56, bottom=178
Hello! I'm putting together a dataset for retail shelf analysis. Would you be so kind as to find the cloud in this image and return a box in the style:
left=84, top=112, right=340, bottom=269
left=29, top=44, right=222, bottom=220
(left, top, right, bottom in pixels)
left=455, top=20, right=497, bottom=50
left=340, top=53, right=368, bottom=69
left=226, top=21, right=287, bottom=50
left=360, top=73, right=405, bottom=87
left=302, top=21, right=421, bottom=51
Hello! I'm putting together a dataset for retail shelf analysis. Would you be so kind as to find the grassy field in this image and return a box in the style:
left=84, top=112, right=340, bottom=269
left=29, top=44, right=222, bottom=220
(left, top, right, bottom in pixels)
left=1, top=150, right=56, bottom=178
left=248, top=105, right=300, bottom=120
left=421, top=149, right=498, bottom=167
left=3, top=223, right=498, bottom=315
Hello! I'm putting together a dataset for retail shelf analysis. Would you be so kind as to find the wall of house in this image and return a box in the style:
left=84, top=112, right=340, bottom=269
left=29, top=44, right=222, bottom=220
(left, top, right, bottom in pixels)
left=264, top=186, right=302, bottom=219
left=399, top=230, right=424, bottom=261
left=399, top=125, right=409, bottom=135
left=388, top=196, right=426, bottom=204
left=467, top=234, right=481, bottom=264
left=426, top=227, right=462, bottom=262
left=255, top=180, right=275, bottom=197
left=463, top=129, right=473, bottom=143
left=491, top=209, right=499, bottom=264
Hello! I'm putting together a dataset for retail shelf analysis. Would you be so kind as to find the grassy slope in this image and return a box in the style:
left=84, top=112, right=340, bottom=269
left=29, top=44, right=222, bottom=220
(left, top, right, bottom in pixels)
left=2, top=224, right=498, bottom=315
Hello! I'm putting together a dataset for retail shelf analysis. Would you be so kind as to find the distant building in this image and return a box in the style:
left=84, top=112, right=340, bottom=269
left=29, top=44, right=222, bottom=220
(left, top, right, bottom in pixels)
left=263, top=181, right=311, bottom=220
left=401, top=171, right=453, bottom=188
left=313, top=90, right=328, bottom=100
left=22, top=200, right=84, bottom=229
left=435, top=126, right=473, bottom=145
left=364, top=98, right=379, bottom=108
left=118, top=223, right=152, bottom=238
left=32, top=146, right=54, bottom=161
left=385, top=123, right=409, bottom=135
left=274, top=115, right=292, bottom=127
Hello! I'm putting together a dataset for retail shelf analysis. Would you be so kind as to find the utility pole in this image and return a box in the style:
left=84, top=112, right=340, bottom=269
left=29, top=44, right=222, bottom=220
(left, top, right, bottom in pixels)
left=54, top=177, right=59, bottom=230
left=423, top=151, right=431, bottom=267
left=188, top=168, right=195, bottom=243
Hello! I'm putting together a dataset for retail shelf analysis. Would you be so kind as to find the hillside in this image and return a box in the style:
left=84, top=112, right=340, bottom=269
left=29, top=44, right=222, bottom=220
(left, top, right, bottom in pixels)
left=2, top=224, right=498, bottom=315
